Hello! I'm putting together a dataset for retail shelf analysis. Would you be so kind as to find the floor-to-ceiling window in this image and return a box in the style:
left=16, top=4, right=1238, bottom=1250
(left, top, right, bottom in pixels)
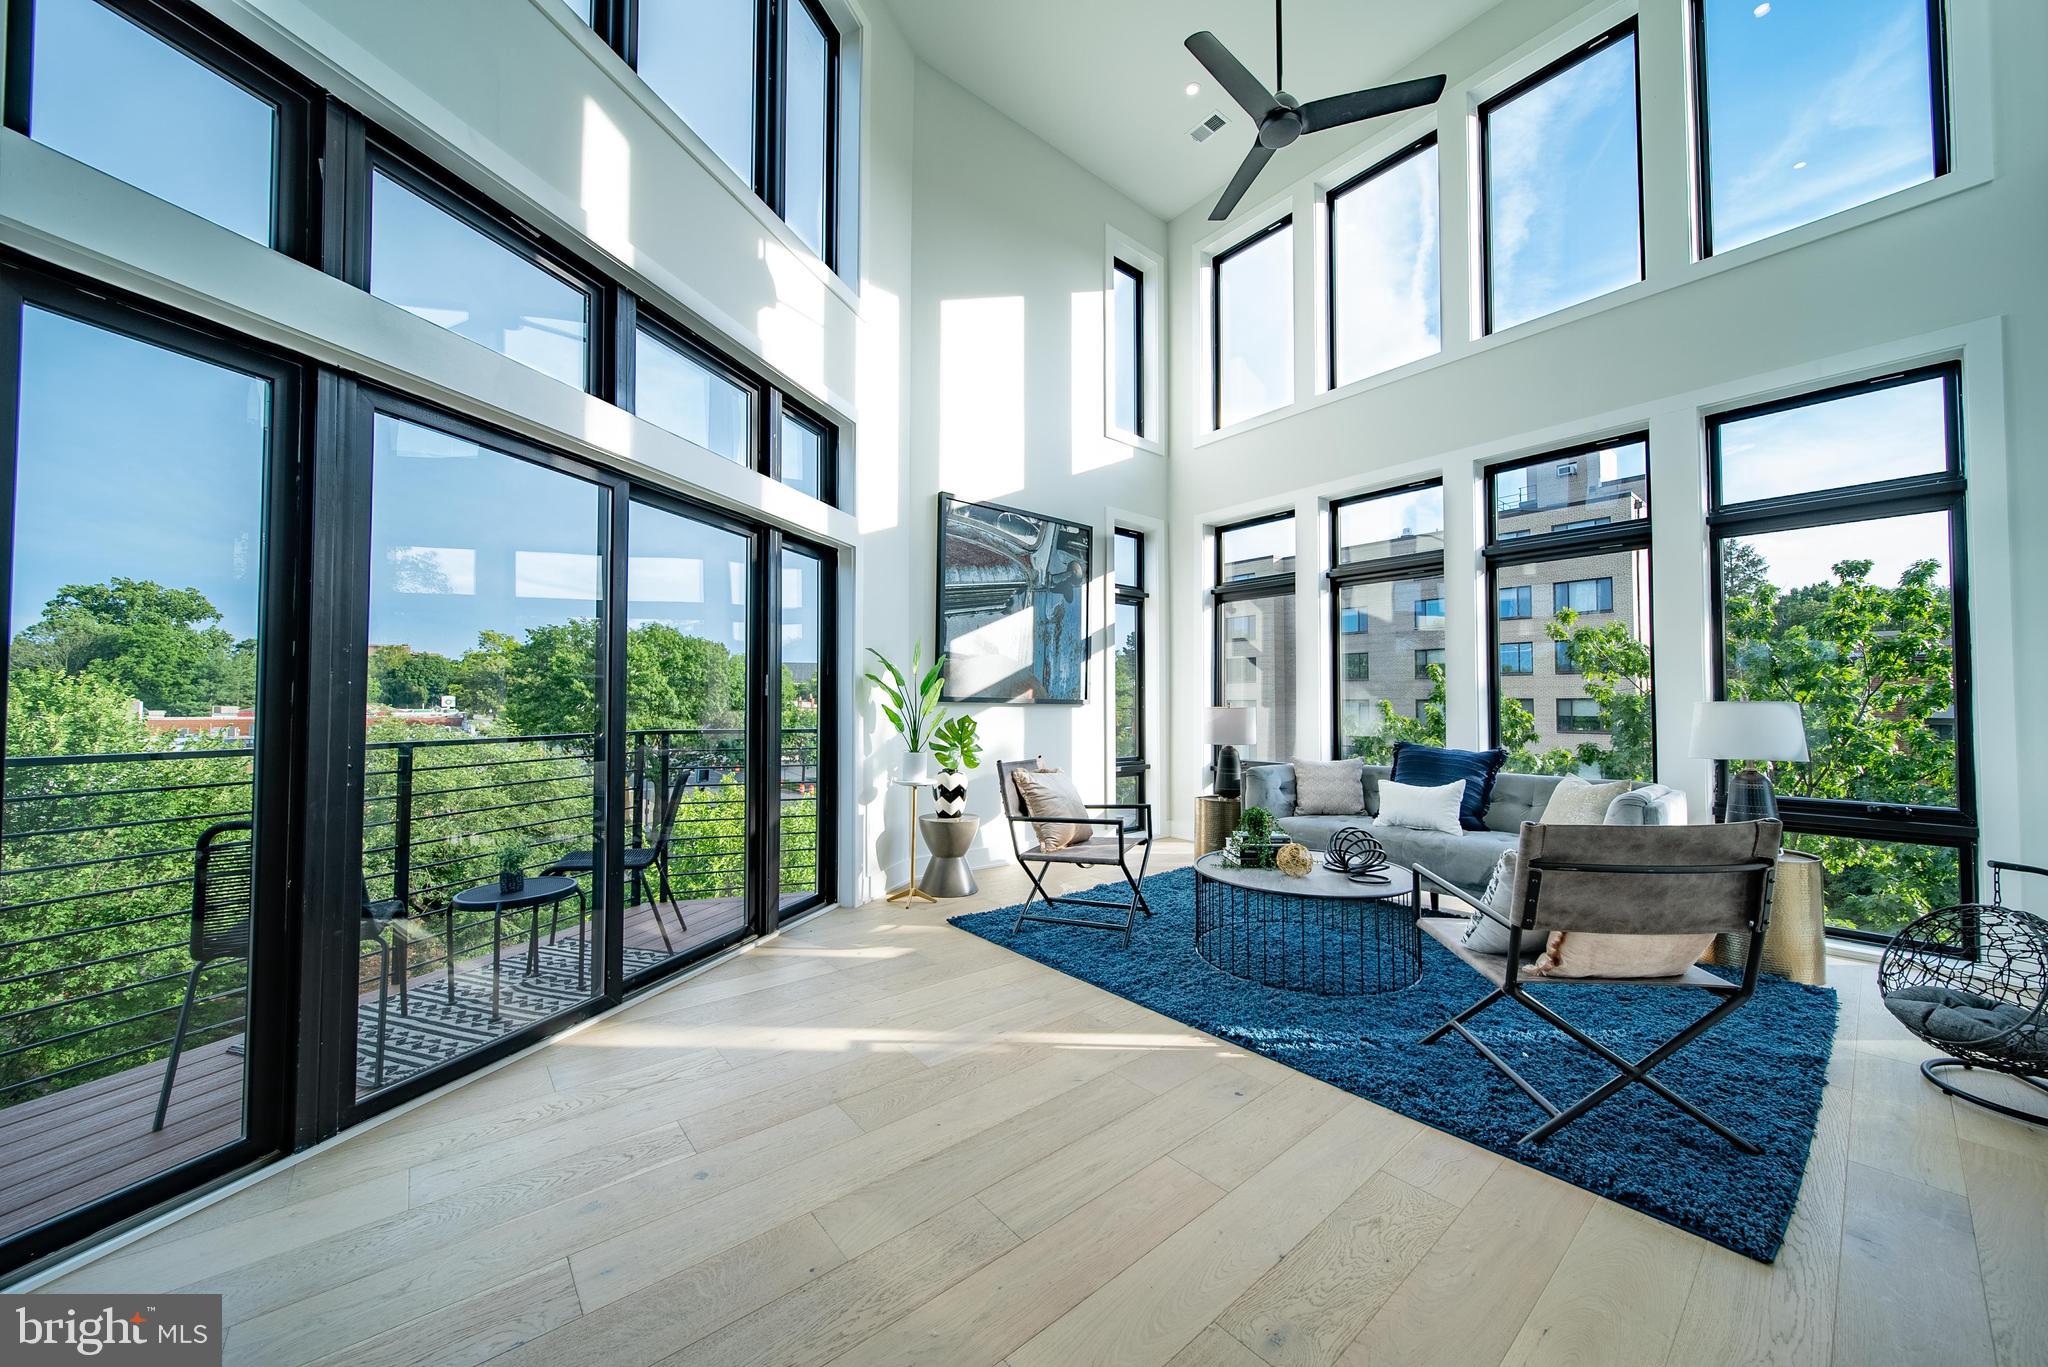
left=1113, top=529, right=1148, bottom=805
left=356, top=408, right=611, bottom=1097
left=617, top=495, right=754, bottom=980
left=1485, top=437, right=1655, bottom=779
left=777, top=542, right=831, bottom=911
left=0, top=282, right=298, bottom=1261
left=1329, top=482, right=1445, bottom=760
left=1708, top=366, right=1973, bottom=943
left=1213, top=514, right=1297, bottom=761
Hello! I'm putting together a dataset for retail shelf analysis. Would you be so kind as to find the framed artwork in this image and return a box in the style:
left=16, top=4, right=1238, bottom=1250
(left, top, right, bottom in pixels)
left=936, top=493, right=1091, bottom=703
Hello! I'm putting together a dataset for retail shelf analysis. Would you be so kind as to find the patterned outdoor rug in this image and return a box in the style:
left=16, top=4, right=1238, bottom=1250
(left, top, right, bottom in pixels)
left=356, top=940, right=670, bottom=1089
left=949, top=865, right=1838, bottom=1263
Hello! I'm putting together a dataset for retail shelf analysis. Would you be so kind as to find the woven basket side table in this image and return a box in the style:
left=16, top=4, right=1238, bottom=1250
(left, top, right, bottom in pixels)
left=1195, top=795, right=1242, bottom=857
left=1710, top=850, right=1826, bottom=985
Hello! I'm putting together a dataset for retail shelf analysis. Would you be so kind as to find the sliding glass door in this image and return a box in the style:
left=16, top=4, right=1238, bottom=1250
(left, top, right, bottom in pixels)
left=622, top=496, right=755, bottom=979
left=0, top=288, right=296, bottom=1260
left=355, top=410, right=611, bottom=1100
left=777, top=543, right=829, bottom=911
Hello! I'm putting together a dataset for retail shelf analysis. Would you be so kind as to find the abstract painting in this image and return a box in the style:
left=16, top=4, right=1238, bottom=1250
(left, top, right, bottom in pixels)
left=936, top=494, right=1090, bottom=703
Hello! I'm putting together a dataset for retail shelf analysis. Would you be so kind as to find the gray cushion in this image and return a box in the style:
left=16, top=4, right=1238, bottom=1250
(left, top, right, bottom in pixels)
left=1242, top=762, right=1295, bottom=817
left=1292, top=757, right=1367, bottom=815
left=1378, top=826, right=1515, bottom=891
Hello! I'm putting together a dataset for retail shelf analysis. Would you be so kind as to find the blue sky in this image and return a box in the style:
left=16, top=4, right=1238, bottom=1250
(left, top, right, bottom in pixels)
left=1332, top=143, right=1442, bottom=385
left=1702, top=0, right=1937, bottom=251
left=1486, top=32, right=1642, bottom=332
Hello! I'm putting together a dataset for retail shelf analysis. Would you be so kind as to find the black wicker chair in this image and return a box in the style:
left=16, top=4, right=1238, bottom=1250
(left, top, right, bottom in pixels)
left=154, top=821, right=255, bottom=1131
left=543, top=769, right=693, bottom=950
left=1877, top=860, right=2048, bottom=1126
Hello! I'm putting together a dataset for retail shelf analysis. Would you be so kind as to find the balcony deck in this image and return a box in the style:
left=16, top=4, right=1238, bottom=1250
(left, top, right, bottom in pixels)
left=0, top=895, right=751, bottom=1247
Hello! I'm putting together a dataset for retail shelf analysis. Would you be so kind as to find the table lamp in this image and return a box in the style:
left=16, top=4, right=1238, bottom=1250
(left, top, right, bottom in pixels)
left=1690, top=701, right=1808, bottom=822
left=1207, top=706, right=1255, bottom=799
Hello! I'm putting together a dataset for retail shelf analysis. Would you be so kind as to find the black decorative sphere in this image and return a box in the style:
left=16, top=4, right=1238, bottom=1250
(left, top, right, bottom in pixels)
left=1323, top=827, right=1387, bottom=875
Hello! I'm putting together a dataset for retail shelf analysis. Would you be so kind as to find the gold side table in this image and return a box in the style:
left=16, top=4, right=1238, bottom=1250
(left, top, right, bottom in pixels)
left=1710, top=850, right=1826, bottom=984
left=1195, top=795, right=1242, bottom=857
left=888, top=778, right=936, bottom=904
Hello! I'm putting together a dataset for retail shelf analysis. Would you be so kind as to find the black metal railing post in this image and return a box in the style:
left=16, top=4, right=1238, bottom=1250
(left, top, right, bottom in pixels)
left=392, top=743, right=414, bottom=908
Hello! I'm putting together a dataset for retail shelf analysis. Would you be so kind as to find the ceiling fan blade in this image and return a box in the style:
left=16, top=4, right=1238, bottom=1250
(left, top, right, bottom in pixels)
left=1298, top=74, right=1448, bottom=134
left=1185, top=31, right=1278, bottom=120
left=1210, top=142, right=1276, bottom=221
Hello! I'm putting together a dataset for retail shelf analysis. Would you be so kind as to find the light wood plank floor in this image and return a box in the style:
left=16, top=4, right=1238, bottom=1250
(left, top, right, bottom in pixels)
left=43, top=842, right=2048, bottom=1367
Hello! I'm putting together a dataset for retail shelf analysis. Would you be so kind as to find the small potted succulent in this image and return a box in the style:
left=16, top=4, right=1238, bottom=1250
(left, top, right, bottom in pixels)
left=495, top=837, right=532, bottom=895
left=929, top=715, right=981, bottom=818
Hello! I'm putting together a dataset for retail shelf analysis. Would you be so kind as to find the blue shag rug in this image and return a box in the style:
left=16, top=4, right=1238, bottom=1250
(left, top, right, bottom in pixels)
left=950, top=865, right=1838, bottom=1262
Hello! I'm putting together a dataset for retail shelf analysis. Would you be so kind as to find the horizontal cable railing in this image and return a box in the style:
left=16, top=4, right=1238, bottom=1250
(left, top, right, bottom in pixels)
left=1, top=726, right=821, bottom=1106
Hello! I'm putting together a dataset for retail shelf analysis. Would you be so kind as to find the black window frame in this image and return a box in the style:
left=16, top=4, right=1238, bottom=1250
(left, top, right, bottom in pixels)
left=0, top=256, right=313, bottom=1272
left=1690, top=0, right=1951, bottom=259
left=1552, top=576, right=1615, bottom=614
left=1499, top=642, right=1535, bottom=676
left=3, top=0, right=323, bottom=262
left=1484, top=432, right=1656, bottom=761
left=1212, top=510, right=1296, bottom=759
left=773, top=396, right=838, bottom=506
left=1557, top=697, right=1606, bottom=733
left=1477, top=18, right=1645, bottom=336
left=1327, top=479, right=1445, bottom=758
left=1325, top=132, right=1438, bottom=391
left=355, top=139, right=612, bottom=396
left=1209, top=215, right=1292, bottom=431
left=1111, top=257, right=1146, bottom=439
left=1414, top=647, right=1443, bottom=680
left=623, top=299, right=766, bottom=469
left=1498, top=584, right=1533, bottom=620
left=605, top=0, right=841, bottom=269
left=1113, top=528, right=1148, bottom=805
left=1705, top=363, right=1975, bottom=946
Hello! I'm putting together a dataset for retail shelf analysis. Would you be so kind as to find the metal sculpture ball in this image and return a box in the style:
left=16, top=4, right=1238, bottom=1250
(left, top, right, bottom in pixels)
left=1322, top=826, right=1388, bottom=876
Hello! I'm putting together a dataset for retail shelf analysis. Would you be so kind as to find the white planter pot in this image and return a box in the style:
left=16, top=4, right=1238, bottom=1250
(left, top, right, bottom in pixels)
left=933, top=769, right=968, bottom=818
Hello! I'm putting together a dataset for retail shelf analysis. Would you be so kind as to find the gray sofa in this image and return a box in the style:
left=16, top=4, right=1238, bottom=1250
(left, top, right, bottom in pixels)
left=1242, top=760, right=1688, bottom=890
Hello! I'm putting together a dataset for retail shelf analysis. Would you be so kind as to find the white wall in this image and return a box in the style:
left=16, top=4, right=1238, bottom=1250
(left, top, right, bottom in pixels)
left=1159, top=0, right=2043, bottom=887
left=851, top=64, right=1170, bottom=899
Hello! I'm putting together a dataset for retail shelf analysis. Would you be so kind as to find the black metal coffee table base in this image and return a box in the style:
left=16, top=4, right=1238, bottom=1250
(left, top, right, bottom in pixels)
left=1193, top=858, right=1422, bottom=996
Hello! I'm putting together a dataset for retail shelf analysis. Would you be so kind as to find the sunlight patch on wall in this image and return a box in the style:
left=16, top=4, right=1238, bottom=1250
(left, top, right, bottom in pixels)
left=579, top=98, right=634, bottom=265
left=1070, top=290, right=1129, bottom=475
left=855, top=282, right=902, bottom=535
left=939, top=296, right=1025, bottom=500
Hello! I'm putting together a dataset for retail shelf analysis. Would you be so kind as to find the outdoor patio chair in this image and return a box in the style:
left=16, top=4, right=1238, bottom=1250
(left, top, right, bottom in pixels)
left=543, top=768, right=693, bottom=950
left=154, top=821, right=256, bottom=1130
left=1415, top=819, right=1781, bottom=1150
left=996, top=759, right=1154, bottom=946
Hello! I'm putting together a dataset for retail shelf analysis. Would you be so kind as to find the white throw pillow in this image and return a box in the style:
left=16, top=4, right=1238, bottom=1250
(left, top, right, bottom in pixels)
left=1372, top=778, right=1465, bottom=835
left=1011, top=766, right=1091, bottom=850
left=1291, top=757, right=1366, bottom=816
left=1461, top=851, right=1526, bottom=956
left=1538, top=776, right=1633, bottom=826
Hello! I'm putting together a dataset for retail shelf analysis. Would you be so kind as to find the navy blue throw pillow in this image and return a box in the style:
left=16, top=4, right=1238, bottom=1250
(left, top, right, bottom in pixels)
left=1390, top=742, right=1507, bottom=832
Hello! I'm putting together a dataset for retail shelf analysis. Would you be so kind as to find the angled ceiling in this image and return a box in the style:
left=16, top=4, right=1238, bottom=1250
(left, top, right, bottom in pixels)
left=880, top=0, right=1502, bottom=220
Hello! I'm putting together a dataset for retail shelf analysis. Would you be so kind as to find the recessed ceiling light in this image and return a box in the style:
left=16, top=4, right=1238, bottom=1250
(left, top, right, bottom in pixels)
left=1753, top=3, right=1771, bottom=15
left=1793, top=160, right=1807, bottom=169
left=1185, top=82, right=1202, bottom=97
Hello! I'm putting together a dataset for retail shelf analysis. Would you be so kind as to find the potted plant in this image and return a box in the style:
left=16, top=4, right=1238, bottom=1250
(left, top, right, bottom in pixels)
left=495, top=837, right=532, bottom=895
left=929, top=715, right=981, bottom=818
left=1222, top=805, right=1281, bottom=870
left=864, top=644, right=948, bottom=771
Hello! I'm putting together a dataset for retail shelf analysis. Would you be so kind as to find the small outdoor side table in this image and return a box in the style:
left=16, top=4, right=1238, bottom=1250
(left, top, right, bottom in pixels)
left=450, top=875, right=585, bottom=1019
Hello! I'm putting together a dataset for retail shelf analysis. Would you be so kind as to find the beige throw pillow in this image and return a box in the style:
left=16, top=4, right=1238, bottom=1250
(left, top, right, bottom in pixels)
left=1292, top=757, right=1366, bottom=815
left=1538, top=776, right=1634, bottom=825
left=1011, top=767, right=1091, bottom=850
left=1532, top=930, right=1714, bottom=979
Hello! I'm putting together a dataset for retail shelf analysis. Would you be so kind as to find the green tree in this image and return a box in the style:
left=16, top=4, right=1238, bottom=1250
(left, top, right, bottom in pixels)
left=368, top=644, right=455, bottom=709
left=1347, top=665, right=1448, bottom=764
left=1722, top=552, right=1958, bottom=931
left=1538, top=608, right=1655, bottom=781
left=15, top=578, right=251, bottom=715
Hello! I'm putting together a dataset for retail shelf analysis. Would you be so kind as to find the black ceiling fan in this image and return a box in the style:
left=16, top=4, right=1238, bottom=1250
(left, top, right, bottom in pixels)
left=1186, top=1, right=1447, bottom=221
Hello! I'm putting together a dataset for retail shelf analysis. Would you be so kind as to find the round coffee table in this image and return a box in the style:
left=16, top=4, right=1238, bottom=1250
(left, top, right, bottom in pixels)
left=450, top=875, right=585, bottom=1020
left=1193, top=853, right=1422, bottom=996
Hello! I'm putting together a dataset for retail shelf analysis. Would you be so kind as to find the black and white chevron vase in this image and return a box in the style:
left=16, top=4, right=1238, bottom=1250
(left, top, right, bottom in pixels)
left=934, top=769, right=968, bottom=817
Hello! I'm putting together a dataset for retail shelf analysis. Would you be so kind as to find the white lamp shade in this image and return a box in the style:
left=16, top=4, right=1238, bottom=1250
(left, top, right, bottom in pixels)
left=1206, top=706, right=1255, bottom=746
left=1690, top=701, right=1809, bottom=763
